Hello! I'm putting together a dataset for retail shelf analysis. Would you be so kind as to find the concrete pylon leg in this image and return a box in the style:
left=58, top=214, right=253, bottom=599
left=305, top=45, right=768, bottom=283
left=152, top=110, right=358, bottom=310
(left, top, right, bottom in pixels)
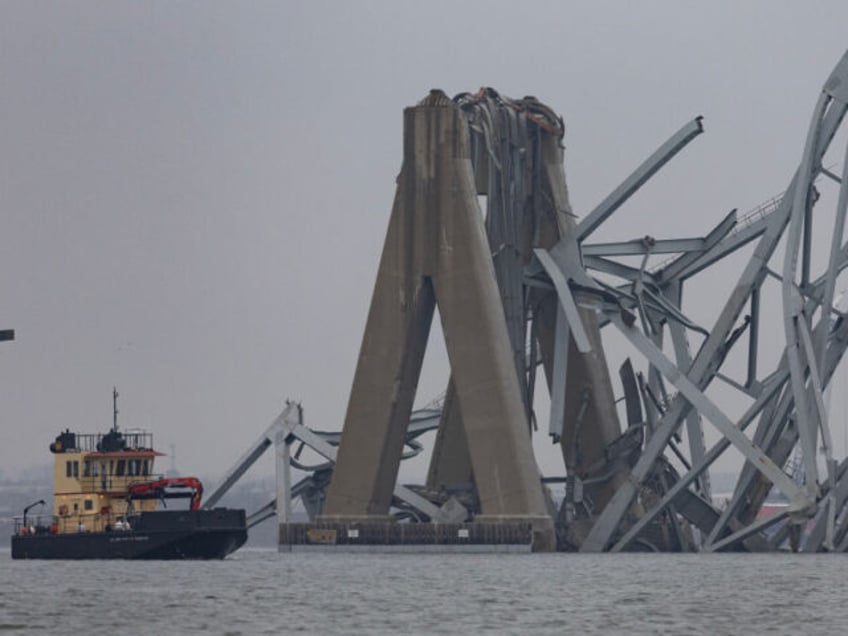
left=428, top=178, right=546, bottom=523
left=426, top=378, right=474, bottom=491
left=322, top=92, right=553, bottom=548
left=322, top=271, right=436, bottom=517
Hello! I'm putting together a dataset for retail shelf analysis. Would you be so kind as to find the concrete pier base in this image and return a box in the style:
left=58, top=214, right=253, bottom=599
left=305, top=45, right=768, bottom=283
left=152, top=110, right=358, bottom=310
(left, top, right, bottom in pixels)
left=279, top=521, right=535, bottom=552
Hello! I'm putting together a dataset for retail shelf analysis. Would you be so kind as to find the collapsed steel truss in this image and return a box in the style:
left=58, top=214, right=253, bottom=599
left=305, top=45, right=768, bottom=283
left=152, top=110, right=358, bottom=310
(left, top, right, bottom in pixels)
left=215, top=49, right=848, bottom=552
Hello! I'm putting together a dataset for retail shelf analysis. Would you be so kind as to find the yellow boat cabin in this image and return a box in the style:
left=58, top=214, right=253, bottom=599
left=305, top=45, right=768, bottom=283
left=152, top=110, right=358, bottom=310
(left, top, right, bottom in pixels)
left=49, top=428, right=163, bottom=534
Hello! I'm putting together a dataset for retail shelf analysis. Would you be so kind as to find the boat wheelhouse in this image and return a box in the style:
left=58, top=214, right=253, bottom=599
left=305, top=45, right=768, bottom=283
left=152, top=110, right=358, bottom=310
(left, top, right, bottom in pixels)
left=48, top=427, right=164, bottom=534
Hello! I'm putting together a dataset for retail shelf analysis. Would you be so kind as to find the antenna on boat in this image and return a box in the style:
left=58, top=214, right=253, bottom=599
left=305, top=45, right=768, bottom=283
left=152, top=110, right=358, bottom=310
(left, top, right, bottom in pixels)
left=112, top=387, right=119, bottom=432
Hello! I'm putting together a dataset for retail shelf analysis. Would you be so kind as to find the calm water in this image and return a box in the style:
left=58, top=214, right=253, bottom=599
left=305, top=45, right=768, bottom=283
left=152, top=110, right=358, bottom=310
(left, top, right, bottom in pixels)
left=1, top=548, right=847, bottom=635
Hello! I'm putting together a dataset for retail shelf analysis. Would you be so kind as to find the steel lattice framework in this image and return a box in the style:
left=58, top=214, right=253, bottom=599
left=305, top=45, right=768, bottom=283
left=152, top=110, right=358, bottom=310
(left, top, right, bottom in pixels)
left=213, top=49, right=848, bottom=553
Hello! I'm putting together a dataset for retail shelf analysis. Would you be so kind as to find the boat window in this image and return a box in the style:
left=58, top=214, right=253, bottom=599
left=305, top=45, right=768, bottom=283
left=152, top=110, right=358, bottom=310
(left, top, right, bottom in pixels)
left=66, top=461, right=72, bottom=478
left=142, top=460, right=149, bottom=476
left=116, top=460, right=125, bottom=476
left=127, top=460, right=135, bottom=476
left=83, top=461, right=91, bottom=477
left=72, top=461, right=79, bottom=478
left=84, top=499, right=93, bottom=511
left=109, top=460, right=114, bottom=475
left=92, top=462, right=99, bottom=477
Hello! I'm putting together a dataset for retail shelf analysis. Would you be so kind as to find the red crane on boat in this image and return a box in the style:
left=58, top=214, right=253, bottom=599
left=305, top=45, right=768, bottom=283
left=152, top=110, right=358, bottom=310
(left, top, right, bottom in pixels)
left=126, top=477, right=203, bottom=511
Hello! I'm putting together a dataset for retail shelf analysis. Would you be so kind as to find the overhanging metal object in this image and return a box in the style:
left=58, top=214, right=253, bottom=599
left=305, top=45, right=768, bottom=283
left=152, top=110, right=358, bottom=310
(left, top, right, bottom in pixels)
left=206, top=401, right=459, bottom=537
left=610, top=371, right=789, bottom=552
left=606, top=311, right=807, bottom=506
left=579, top=51, right=848, bottom=552
left=582, top=237, right=706, bottom=257
left=534, top=248, right=591, bottom=353
left=548, top=300, right=570, bottom=441
left=576, top=118, right=704, bottom=241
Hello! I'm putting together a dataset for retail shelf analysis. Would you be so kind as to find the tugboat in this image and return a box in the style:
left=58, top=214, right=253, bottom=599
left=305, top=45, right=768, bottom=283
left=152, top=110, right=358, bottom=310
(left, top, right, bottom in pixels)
left=11, top=390, right=247, bottom=559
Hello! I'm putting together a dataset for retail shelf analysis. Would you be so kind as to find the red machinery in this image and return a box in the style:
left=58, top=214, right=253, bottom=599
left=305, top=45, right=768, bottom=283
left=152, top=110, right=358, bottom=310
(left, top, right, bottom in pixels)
left=126, top=477, right=204, bottom=511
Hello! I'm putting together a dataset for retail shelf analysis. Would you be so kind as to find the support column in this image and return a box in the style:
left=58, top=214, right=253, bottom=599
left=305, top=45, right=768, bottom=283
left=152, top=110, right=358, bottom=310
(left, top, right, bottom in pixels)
left=426, top=379, right=473, bottom=490
left=322, top=92, right=553, bottom=548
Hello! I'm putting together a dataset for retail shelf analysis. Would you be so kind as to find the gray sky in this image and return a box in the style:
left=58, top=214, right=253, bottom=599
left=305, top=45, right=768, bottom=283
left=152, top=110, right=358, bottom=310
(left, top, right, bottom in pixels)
left=2, top=1, right=848, bottom=484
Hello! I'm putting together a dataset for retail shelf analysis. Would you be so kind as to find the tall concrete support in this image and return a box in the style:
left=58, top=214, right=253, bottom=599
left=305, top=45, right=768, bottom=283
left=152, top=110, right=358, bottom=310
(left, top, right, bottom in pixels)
left=426, top=379, right=473, bottom=491
left=422, top=100, right=626, bottom=532
left=322, top=91, right=553, bottom=548
left=426, top=94, right=545, bottom=496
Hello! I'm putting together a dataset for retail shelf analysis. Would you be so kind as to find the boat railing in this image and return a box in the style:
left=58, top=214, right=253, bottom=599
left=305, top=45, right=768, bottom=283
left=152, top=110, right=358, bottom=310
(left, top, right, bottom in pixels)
left=60, top=511, right=139, bottom=534
left=63, top=430, right=154, bottom=453
left=15, top=511, right=142, bottom=536
left=13, top=514, right=59, bottom=536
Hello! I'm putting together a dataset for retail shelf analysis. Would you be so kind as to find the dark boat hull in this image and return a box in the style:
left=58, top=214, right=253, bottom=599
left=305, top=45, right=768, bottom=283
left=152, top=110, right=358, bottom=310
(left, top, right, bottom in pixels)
left=11, top=509, right=247, bottom=560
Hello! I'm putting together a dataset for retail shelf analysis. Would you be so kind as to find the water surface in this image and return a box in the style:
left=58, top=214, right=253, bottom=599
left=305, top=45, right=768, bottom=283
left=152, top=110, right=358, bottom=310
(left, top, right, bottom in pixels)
left=1, top=549, right=845, bottom=634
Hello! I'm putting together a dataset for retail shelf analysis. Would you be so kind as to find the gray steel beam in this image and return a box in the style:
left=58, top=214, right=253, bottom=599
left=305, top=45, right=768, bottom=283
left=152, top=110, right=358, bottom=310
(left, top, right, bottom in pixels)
left=202, top=406, right=293, bottom=509
left=583, top=255, right=659, bottom=283
left=802, top=459, right=848, bottom=552
left=577, top=118, right=704, bottom=241
left=815, top=139, right=848, bottom=379
left=275, top=429, right=292, bottom=524
left=822, top=166, right=843, bottom=183
left=208, top=397, right=455, bottom=527
left=535, top=248, right=591, bottom=353
left=606, top=310, right=807, bottom=505
left=581, top=82, right=848, bottom=552
left=610, top=371, right=787, bottom=551
left=707, top=291, right=848, bottom=545
left=247, top=500, right=277, bottom=528
left=667, top=212, right=769, bottom=281
left=643, top=286, right=709, bottom=336
left=796, top=314, right=838, bottom=547
left=665, top=282, right=709, bottom=500
left=655, top=209, right=738, bottom=283
left=781, top=93, right=830, bottom=497
left=582, top=237, right=705, bottom=257
left=282, top=405, right=458, bottom=523
left=706, top=509, right=790, bottom=553
left=747, top=286, right=760, bottom=388
left=548, top=301, right=570, bottom=440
